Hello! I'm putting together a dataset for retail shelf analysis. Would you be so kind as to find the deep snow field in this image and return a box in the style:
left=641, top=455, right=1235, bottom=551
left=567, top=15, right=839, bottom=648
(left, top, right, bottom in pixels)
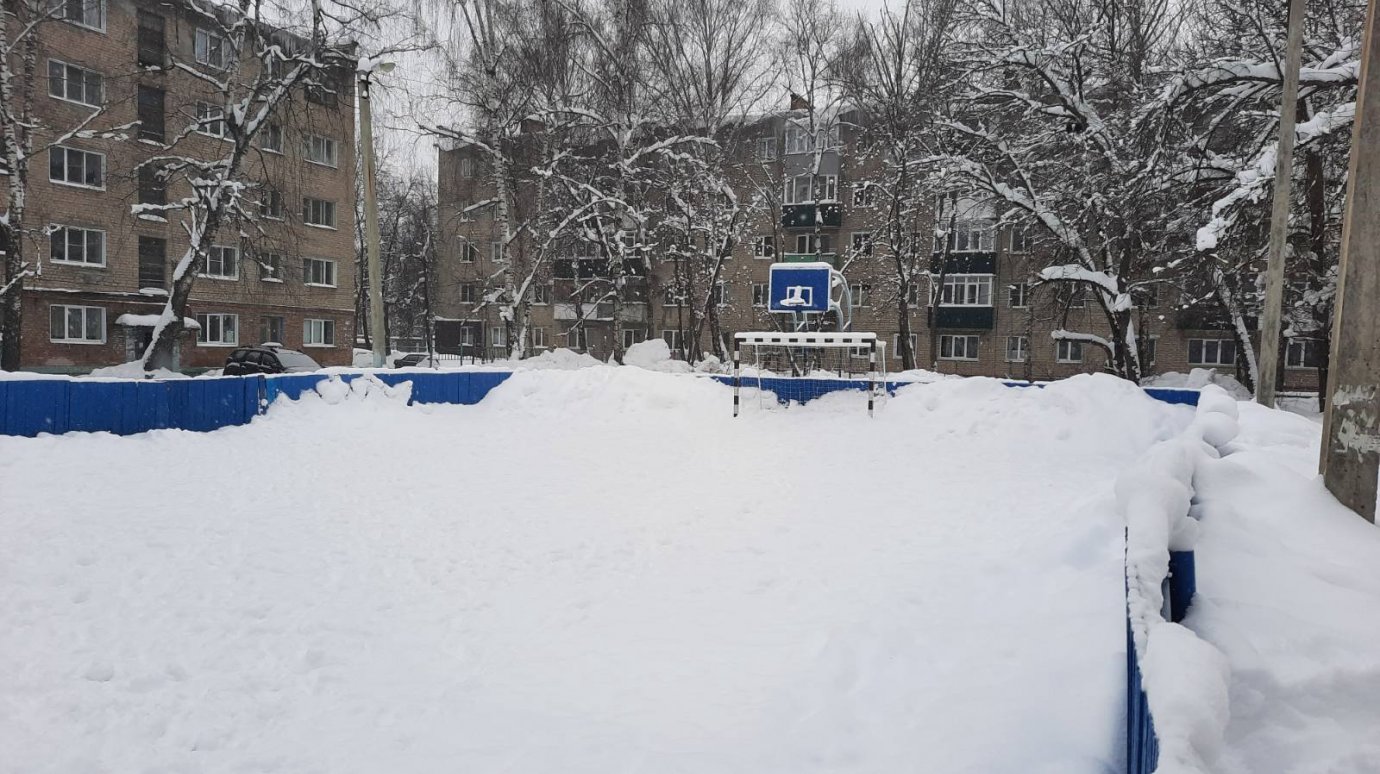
left=0, top=366, right=1326, bottom=774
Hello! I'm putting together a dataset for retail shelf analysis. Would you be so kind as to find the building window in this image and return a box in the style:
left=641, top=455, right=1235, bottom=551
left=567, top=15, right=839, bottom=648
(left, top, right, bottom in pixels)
left=531, top=284, right=550, bottom=305
left=49, top=304, right=105, bottom=343
left=302, top=198, right=336, bottom=228
left=936, top=222, right=995, bottom=253
left=1056, top=339, right=1084, bottom=363
left=59, top=0, right=105, bottom=31
left=195, top=102, right=225, bottom=137
left=783, top=174, right=838, bottom=204
left=622, top=329, right=645, bottom=350
left=49, top=146, right=104, bottom=188
left=1009, top=228, right=1031, bottom=253
left=260, top=315, right=284, bottom=344
left=303, top=134, right=337, bottom=167
left=1135, top=284, right=1159, bottom=308
left=907, top=282, right=923, bottom=306
left=756, top=136, right=776, bottom=161
left=304, top=318, right=335, bottom=347
left=850, top=232, right=873, bottom=256
left=458, top=239, right=479, bottom=262
left=201, top=245, right=238, bottom=279
left=261, top=123, right=284, bottom=153
left=1006, top=336, right=1028, bottom=363
left=710, top=283, right=729, bottom=307
left=663, top=287, right=684, bottom=306
left=137, top=165, right=166, bottom=206
left=257, top=252, right=284, bottom=281
left=457, top=156, right=475, bottom=178
left=303, top=257, right=337, bottom=287
left=138, top=236, right=166, bottom=288
left=939, top=334, right=979, bottom=361
left=850, top=283, right=870, bottom=307
left=565, top=324, right=588, bottom=350
left=49, top=225, right=105, bottom=266
left=460, top=282, right=479, bottom=304
left=853, top=184, right=875, bottom=207
left=490, top=241, right=504, bottom=263
left=753, top=235, right=775, bottom=259
left=1286, top=338, right=1323, bottom=369
left=1058, top=284, right=1087, bottom=308
left=662, top=329, right=683, bottom=351
left=939, top=274, right=993, bottom=306
left=261, top=189, right=284, bottom=220
left=137, top=11, right=166, bottom=68
left=1008, top=282, right=1029, bottom=308
left=47, top=60, right=102, bottom=106
left=1188, top=338, right=1236, bottom=367
left=137, top=85, right=164, bottom=141
left=1140, top=337, right=1158, bottom=368
left=531, top=326, right=548, bottom=349
left=195, top=28, right=228, bottom=69
left=893, top=333, right=918, bottom=359
left=784, top=124, right=812, bottom=154
left=794, top=233, right=833, bottom=254
left=752, top=283, right=767, bottom=307
left=196, top=313, right=238, bottom=346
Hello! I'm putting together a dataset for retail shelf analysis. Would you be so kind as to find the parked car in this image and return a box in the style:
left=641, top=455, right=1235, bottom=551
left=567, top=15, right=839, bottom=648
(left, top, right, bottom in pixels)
left=393, top=353, right=438, bottom=368
left=223, top=346, right=321, bottom=376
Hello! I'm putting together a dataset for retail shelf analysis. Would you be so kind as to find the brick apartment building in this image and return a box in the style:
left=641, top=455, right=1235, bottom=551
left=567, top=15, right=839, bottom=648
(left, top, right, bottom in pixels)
left=7, top=0, right=356, bottom=373
left=435, top=107, right=1323, bottom=391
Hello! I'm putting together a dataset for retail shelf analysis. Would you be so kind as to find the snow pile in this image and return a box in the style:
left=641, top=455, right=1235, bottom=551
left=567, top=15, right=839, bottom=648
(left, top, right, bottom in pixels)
left=1119, top=385, right=1240, bottom=774
left=508, top=346, right=602, bottom=370
left=1186, top=402, right=1380, bottom=774
left=1143, top=368, right=1251, bottom=400
left=0, top=368, right=1195, bottom=773
left=301, top=374, right=413, bottom=408
left=85, top=362, right=189, bottom=380
left=621, top=338, right=694, bottom=373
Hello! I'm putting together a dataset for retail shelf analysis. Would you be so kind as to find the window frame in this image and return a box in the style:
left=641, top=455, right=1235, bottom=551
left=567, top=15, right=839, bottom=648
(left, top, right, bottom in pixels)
left=260, top=122, right=284, bottom=154
left=939, top=274, right=994, bottom=307
left=1285, top=337, right=1323, bottom=369
left=1008, top=282, right=1029, bottom=308
left=303, top=256, right=337, bottom=287
left=1188, top=337, right=1237, bottom=367
left=49, top=224, right=106, bottom=267
left=302, top=197, right=337, bottom=229
left=49, top=145, right=105, bottom=189
left=752, top=283, right=768, bottom=307
left=47, top=59, right=103, bottom=107
left=49, top=303, right=105, bottom=344
left=195, top=101, right=226, bottom=138
left=752, top=235, right=775, bottom=259
left=850, top=231, right=873, bottom=256
left=59, top=0, right=105, bottom=32
left=1006, top=336, right=1028, bottom=363
left=303, top=133, right=338, bottom=168
left=938, top=334, right=979, bottom=361
left=303, top=318, right=336, bottom=347
left=892, top=333, right=918, bottom=360
left=195, top=312, right=239, bottom=346
left=194, top=28, right=228, bottom=69
left=257, top=252, right=284, bottom=282
left=200, top=244, right=239, bottom=280
left=1056, top=339, right=1083, bottom=364
left=755, top=136, right=777, bottom=161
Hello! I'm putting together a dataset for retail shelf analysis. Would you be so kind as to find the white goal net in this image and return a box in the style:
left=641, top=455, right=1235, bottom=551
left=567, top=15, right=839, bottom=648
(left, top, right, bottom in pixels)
left=732, top=332, right=886, bottom=416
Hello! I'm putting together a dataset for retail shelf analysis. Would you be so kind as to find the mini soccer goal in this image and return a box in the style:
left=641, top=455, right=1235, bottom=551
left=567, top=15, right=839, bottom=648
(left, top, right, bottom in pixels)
left=732, top=332, right=886, bottom=416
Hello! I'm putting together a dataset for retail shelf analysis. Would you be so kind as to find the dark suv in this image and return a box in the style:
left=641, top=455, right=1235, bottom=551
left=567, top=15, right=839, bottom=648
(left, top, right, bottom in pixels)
left=223, top=346, right=322, bottom=376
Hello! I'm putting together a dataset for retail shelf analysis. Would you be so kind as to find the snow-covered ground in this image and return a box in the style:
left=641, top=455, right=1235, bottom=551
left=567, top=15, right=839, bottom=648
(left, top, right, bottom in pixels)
left=1188, top=403, right=1380, bottom=774
left=0, top=369, right=1196, bottom=773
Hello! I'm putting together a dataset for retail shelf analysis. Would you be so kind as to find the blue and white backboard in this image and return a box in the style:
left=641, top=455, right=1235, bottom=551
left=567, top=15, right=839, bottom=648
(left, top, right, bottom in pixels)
left=769, top=263, right=833, bottom=314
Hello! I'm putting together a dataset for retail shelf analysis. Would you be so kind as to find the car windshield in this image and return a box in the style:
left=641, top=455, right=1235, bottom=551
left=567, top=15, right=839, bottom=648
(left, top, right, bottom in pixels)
left=274, top=350, right=320, bottom=371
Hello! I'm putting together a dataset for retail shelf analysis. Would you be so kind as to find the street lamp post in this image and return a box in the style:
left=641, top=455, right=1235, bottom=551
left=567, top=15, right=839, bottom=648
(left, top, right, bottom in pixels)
left=358, top=59, right=394, bottom=369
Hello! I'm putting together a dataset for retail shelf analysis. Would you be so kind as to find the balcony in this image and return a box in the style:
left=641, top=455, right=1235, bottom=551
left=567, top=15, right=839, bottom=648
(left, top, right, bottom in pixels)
left=553, top=302, right=615, bottom=322
left=781, top=252, right=840, bottom=268
left=1175, top=308, right=1257, bottom=331
left=782, top=202, right=842, bottom=230
left=928, top=306, right=995, bottom=330
left=931, top=252, right=997, bottom=274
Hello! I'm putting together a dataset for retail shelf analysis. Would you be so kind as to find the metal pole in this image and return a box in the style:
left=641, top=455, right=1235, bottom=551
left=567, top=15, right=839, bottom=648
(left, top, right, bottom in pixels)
left=1319, top=0, right=1380, bottom=522
left=1257, top=0, right=1309, bottom=407
left=359, top=73, right=387, bottom=369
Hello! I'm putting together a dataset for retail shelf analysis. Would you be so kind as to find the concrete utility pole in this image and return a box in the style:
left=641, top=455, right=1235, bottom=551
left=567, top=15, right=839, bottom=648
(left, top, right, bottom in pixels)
left=359, top=61, right=394, bottom=369
left=1257, top=0, right=1309, bottom=408
left=1320, top=0, right=1380, bottom=522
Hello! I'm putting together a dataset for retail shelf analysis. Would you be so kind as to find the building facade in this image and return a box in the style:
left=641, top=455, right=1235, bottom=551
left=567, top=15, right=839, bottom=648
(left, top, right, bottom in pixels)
left=7, top=0, right=357, bottom=373
left=435, top=107, right=1322, bottom=392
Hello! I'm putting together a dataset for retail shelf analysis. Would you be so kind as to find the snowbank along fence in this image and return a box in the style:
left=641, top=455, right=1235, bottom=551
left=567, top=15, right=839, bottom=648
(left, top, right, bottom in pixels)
left=0, top=370, right=1200, bottom=437
left=1121, top=385, right=1238, bottom=774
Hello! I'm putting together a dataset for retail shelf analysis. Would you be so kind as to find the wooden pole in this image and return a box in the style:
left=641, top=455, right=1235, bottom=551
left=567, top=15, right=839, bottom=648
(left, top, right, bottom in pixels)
left=1257, top=0, right=1309, bottom=407
left=1319, top=0, right=1380, bottom=522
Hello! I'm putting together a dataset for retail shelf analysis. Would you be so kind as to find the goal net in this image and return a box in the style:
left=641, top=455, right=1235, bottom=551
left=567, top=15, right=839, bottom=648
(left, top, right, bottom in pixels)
left=732, top=332, right=886, bottom=415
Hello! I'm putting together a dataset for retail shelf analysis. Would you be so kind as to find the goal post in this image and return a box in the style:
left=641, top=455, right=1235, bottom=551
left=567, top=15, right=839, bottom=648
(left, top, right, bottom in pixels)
left=732, top=331, right=883, bottom=417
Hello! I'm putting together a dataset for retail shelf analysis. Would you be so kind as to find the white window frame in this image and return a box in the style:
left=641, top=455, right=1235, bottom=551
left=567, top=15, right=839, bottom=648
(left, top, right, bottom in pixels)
left=195, top=312, right=238, bottom=346
left=939, top=274, right=994, bottom=307
left=621, top=328, right=645, bottom=350
left=755, top=136, right=776, bottom=161
left=850, top=283, right=870, bottom=308
left=1006, top=336, right=1028, bottom=363
left=460, top=282, right=479, bottom=304
left=59, top=0, right=105, bottom=32
left=49, top=304, right=105, bottom=344
left=892, top=333, right=918, bottom=360
left=47, top=59, right=103, bottom=107
left=783, top=174, right=838, bottom=205
left=194, top=28, right=228, bottom=69
left=302, top=197, right=336, bottom=229
left=938, top=334, right=979, bottom=361
left=490, top=241, right=503, bottom=263
left=458, top=156, right=475, bottom=178
left=753, top=235, right=775, bottom=259
left=458, top=238, right=479, bottom=262
left=260, top=123, right=284, bottom=153
left=258, top=252, right=284, bottom=282
left=662, top=329, right=683, bottom=351
left=1008, top=228, right=1031, bottom=253
left=201, top=244, right=239, bottom=280
left=937, top=221, right=996, bottom=253
left=531, top=284, right=550, bottom=305
left=784, top=124, right=812, bottom=155
left=794, top=233, right=833, bottom=254
left=850, top=231, right=873, bottom=256
left=1285, top=337, right=1322, bottom=369
left=852, top=184, right=875, bottom=207
left=49, top=145, right=105, bottom=189
left=303, top=133, right=338, bottom=167
left=752, top=283, right=768, bottom=307
left=1009, top=282, right=1029, bottom=308
left=303, top=318, right=335, bottom=347
left=566, top=324, right=588, bottom=350
left=490, top=326, right=507, bottom=349
left=1188, top=338, right=1237, bottom=367
left=303, top=256, right=337, bottom=287
left=261, top=189, right=285, bottom=220
left=1056, top=339, right=1084, bottom=363
left=49, top=225, right=106, bottom=267
left=195, top=101, right=225, bottom=138
left=711, top=282, right=729, bottom=307
left=531, top=326, right=548, bottom=349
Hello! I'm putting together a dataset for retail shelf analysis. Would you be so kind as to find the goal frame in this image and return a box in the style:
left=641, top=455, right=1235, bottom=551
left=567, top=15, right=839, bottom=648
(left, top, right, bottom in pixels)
left=732, top=331, right=882, bottom=417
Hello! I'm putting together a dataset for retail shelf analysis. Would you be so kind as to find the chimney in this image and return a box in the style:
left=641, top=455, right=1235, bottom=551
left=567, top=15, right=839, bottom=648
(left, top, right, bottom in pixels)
left=789, top=92, right=811, bottom=112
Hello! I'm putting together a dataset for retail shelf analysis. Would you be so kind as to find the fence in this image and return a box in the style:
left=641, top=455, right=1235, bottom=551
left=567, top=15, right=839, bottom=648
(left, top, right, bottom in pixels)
left=712, top=375, right=1202, bottom=407
left=1127, top=549, right=1196, bottom=774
